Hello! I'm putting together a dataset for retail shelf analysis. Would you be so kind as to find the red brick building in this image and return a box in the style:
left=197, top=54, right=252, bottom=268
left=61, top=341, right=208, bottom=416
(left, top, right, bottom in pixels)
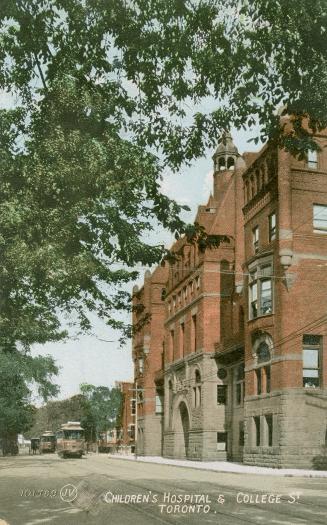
left=115, top=381, right=135, bottom=453
left=132, top=266, right=168, bottom=455
left=132, top=127, right=327, bottom=468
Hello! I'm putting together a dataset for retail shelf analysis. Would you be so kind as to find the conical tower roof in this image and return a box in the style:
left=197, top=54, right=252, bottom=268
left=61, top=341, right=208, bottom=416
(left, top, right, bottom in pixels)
left=213, top=131, right=239, bottom=159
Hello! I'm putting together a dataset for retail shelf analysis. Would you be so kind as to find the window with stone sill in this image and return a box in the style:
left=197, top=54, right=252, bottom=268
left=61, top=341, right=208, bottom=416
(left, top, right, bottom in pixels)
left=303, top=334, right=321, bottom=388
left=265, top=414, right=273, bottom=447
left=155, top=393, right=164, bottom=414
left=192, top=314, right=197, bottom=352
left=252, top=225, right=259, bottom=254
left=170, top=329, right=175, bottom=359
left=180, top=322, right=185, bottom=358
left=265, top=365, right=271, bottom=393
left=308, top=149, right=318, bottom=169
left=313, top=204, right=327, bottom=233
left=254, top=416, right=260, bottom=447
left=249, top=263, right=273, bottom=319
left=254, top=342, right=271, bottom=395
left=269, top=212, right=276, bottom=241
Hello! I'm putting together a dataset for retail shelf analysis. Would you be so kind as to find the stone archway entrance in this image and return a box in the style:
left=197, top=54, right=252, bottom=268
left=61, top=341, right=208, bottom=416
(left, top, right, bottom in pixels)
left=174, top=401, right=190, bottom=458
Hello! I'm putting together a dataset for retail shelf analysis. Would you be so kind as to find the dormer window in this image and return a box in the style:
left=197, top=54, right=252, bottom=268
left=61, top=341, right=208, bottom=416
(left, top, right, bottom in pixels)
left=308, top=149, right=318, bottom=169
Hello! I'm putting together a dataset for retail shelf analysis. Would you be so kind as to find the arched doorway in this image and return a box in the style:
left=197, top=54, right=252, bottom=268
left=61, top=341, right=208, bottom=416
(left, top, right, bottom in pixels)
left=174, top=401, right=190, bottom=458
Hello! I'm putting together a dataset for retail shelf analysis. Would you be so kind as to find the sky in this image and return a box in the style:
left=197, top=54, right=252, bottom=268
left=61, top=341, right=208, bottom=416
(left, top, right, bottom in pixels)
left=0, top=88, right=261, bottom=404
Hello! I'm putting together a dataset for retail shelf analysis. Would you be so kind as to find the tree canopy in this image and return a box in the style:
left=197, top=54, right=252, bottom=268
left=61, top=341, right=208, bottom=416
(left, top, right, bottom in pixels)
left=80, top=383, right=122, bottom=439
left=25, top=384, right=122, bottom=441
left=0, top=1, right=326, bottom=426
left=0, top=349, right=58, bottom=438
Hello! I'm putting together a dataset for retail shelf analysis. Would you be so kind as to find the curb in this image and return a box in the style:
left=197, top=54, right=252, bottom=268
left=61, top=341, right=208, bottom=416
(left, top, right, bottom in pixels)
left=107, top=454, right=327, bottom=479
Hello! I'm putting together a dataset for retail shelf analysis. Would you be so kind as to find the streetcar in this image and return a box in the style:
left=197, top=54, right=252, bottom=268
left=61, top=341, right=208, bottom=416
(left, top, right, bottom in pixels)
left=56, top=421, right=85, bottom=458
left=39, top=431, right=56, bottom=453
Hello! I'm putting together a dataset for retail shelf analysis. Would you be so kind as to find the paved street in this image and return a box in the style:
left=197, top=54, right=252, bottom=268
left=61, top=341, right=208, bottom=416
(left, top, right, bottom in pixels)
left=0, top=452, right=326, bottom=525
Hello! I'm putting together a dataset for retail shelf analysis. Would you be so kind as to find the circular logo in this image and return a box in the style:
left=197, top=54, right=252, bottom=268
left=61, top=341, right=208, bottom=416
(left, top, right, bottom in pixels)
left=60, top=484, right=78, bottom=503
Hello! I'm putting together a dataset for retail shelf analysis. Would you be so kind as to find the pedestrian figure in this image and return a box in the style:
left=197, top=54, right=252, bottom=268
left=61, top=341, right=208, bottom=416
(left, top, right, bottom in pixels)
left=30, top=438, right=39, bottom=455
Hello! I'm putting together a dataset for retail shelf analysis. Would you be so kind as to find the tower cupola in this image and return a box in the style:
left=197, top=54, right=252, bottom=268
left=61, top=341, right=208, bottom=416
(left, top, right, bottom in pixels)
left=213, top=131, right=239, bottom=173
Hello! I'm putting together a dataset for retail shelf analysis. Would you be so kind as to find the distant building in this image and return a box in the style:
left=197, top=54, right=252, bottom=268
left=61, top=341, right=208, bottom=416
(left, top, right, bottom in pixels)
left=115, top=381, right=135, bottom=453
left=132, top=125, right=327, bottom=469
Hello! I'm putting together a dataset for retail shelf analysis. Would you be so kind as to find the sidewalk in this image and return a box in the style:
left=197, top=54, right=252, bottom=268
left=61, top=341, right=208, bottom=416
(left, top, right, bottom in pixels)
left=108, top=453, right=327, bottom=478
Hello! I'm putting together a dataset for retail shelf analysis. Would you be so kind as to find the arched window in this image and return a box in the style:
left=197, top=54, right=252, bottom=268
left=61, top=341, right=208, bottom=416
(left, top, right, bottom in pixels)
left=262, top=164, right=268, bottom=185
left=256, top=169, right=261, bottom=191
left=250, top=175, right=256, bottom=198
left=219, top=157, right=226, bottom=171
left=227, top=157, right=235, bottom=170
left=193, top=369, right=202, bottom=407
left=254, top=339, right=272, bottom=395
left=245, top=180, right=250, bottom=202
left=257, top=342, right=271, bottom=363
